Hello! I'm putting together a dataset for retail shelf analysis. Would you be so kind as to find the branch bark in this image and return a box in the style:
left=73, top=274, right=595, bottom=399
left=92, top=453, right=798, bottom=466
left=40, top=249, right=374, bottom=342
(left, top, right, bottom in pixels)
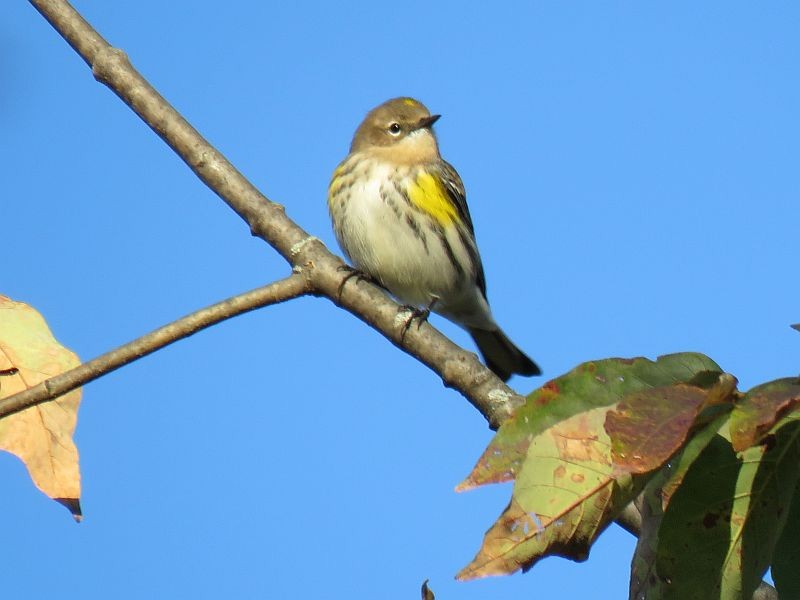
left=615, top=503, right=643, bottom=537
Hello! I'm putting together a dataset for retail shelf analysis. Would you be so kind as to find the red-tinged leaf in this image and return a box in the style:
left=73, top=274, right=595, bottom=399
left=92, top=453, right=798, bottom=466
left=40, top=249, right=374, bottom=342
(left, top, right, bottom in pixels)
left=0, top=295, right=82, bottom=519
left=606, top=375, right=737, bottom=475
left=607, top=385, right=707, bottom=474
left=729, top=378, right=800, bottom=451
left=658, top=416, right=730, bottom=508
left=457, top=353, right=722, bottom=492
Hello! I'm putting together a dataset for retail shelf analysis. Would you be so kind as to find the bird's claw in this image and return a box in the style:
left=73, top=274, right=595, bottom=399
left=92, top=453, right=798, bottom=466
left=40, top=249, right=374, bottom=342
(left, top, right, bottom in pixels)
left=399, top=299, right=438, bottom=338
left=336, top=265, right=377, bottom=298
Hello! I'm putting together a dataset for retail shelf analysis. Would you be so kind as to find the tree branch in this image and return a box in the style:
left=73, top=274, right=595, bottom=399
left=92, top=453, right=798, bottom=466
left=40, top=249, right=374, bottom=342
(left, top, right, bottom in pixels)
left=615, top=503, right=643, bottom=537
left=27, top=0, right=528, bottom=429
left=0, top=275, right=309, bottom=420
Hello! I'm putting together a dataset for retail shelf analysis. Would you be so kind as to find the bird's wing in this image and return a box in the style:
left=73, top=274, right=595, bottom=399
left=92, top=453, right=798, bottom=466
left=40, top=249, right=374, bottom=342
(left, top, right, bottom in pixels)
left=438, top=161, right=488, bottom=297
left=438, top=161, right=474, bottom=233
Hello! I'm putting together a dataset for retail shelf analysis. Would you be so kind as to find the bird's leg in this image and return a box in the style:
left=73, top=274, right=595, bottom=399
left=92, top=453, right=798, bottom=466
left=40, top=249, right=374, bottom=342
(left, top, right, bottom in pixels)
left=399, top=297, right=439, bottom=338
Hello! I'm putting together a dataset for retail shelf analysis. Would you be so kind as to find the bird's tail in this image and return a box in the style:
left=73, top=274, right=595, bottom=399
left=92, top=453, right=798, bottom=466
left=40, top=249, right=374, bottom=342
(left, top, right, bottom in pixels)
left=468, top=327, right=541, bottom=382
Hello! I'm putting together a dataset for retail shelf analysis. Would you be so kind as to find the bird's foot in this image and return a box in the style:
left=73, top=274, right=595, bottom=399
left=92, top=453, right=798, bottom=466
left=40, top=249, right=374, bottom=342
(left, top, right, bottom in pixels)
left=336, top=265, right=378, bottom=298
left=399, top=298, right=438, bottom=338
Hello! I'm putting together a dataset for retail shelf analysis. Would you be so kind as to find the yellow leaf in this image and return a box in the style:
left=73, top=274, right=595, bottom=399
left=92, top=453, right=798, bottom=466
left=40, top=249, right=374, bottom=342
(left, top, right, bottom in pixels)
left=0, top=295, right=82, bottom=520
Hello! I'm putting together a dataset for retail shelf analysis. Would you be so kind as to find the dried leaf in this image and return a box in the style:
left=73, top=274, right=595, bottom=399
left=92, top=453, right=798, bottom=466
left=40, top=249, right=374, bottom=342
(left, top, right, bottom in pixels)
left=0, top=296, right=82, bottom=519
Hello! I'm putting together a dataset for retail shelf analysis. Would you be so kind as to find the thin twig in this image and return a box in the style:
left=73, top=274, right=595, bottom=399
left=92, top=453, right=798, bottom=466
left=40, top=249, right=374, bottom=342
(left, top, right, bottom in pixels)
left=0, top=275, right=309, bottom=419
left=616, top=503, right=643, bottom=537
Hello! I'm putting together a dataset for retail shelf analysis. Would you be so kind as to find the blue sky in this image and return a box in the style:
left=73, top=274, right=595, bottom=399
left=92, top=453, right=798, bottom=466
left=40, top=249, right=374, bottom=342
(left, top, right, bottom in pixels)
left=2, top=2, right=798, bottom=598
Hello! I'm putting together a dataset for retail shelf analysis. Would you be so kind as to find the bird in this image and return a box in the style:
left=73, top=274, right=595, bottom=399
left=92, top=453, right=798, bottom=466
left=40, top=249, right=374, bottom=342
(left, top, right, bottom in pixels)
left=328, top=97, right=540, bottom=381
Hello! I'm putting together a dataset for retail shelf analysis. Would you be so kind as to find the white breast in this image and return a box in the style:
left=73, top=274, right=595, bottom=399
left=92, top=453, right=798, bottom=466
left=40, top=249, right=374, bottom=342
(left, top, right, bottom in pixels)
left=334, top=161, right=461, bottom=307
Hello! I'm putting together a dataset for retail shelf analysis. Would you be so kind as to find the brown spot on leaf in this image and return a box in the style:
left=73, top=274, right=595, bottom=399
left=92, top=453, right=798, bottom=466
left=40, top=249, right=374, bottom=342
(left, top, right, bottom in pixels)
left=703, top=512, right=719, bottom=529
left=534, top=381, right=562, bottom=406
left=543, top=380, right=560, bottom=394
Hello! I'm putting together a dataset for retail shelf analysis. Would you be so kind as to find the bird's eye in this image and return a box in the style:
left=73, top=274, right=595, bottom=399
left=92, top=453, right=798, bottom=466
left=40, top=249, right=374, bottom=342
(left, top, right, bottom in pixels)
left=388, top=122, right=402, bottom=135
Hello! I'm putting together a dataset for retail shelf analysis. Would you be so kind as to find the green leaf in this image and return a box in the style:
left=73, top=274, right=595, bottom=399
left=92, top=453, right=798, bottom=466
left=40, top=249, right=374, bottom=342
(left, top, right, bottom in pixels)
left=772, top=484, right=800, bottom=597
left=629, top=415, right=732, bottom=600
left=656, top=435, right=741, bottom=598
left=458, top=353, right=722, bottom=491
left=724, top=421, right=800, bottom=597
left=632, top=416, right=800, bottom=599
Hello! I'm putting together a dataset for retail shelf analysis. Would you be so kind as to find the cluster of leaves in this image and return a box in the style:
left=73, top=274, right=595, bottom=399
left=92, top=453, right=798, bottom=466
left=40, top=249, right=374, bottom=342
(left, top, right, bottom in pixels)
left=457, top=353, right=800, bottom=598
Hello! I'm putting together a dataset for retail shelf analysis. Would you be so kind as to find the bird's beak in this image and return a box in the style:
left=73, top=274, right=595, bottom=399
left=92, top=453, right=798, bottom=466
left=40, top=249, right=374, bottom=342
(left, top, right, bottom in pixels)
left=417, top=114, right=441, bottom=129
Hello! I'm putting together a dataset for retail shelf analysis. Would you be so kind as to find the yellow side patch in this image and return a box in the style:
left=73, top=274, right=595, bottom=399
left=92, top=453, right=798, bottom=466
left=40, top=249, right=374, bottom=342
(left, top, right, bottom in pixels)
left=407, top=172, right=460, bottom=227
left=328, top=179, right=344, bottom=209
left=328, top=163, right=348, bottom=208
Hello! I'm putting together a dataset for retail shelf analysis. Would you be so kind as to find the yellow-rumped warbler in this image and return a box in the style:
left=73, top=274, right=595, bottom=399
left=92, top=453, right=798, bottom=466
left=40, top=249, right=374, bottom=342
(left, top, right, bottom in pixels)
left=328, top=97, right=540, bottom=381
